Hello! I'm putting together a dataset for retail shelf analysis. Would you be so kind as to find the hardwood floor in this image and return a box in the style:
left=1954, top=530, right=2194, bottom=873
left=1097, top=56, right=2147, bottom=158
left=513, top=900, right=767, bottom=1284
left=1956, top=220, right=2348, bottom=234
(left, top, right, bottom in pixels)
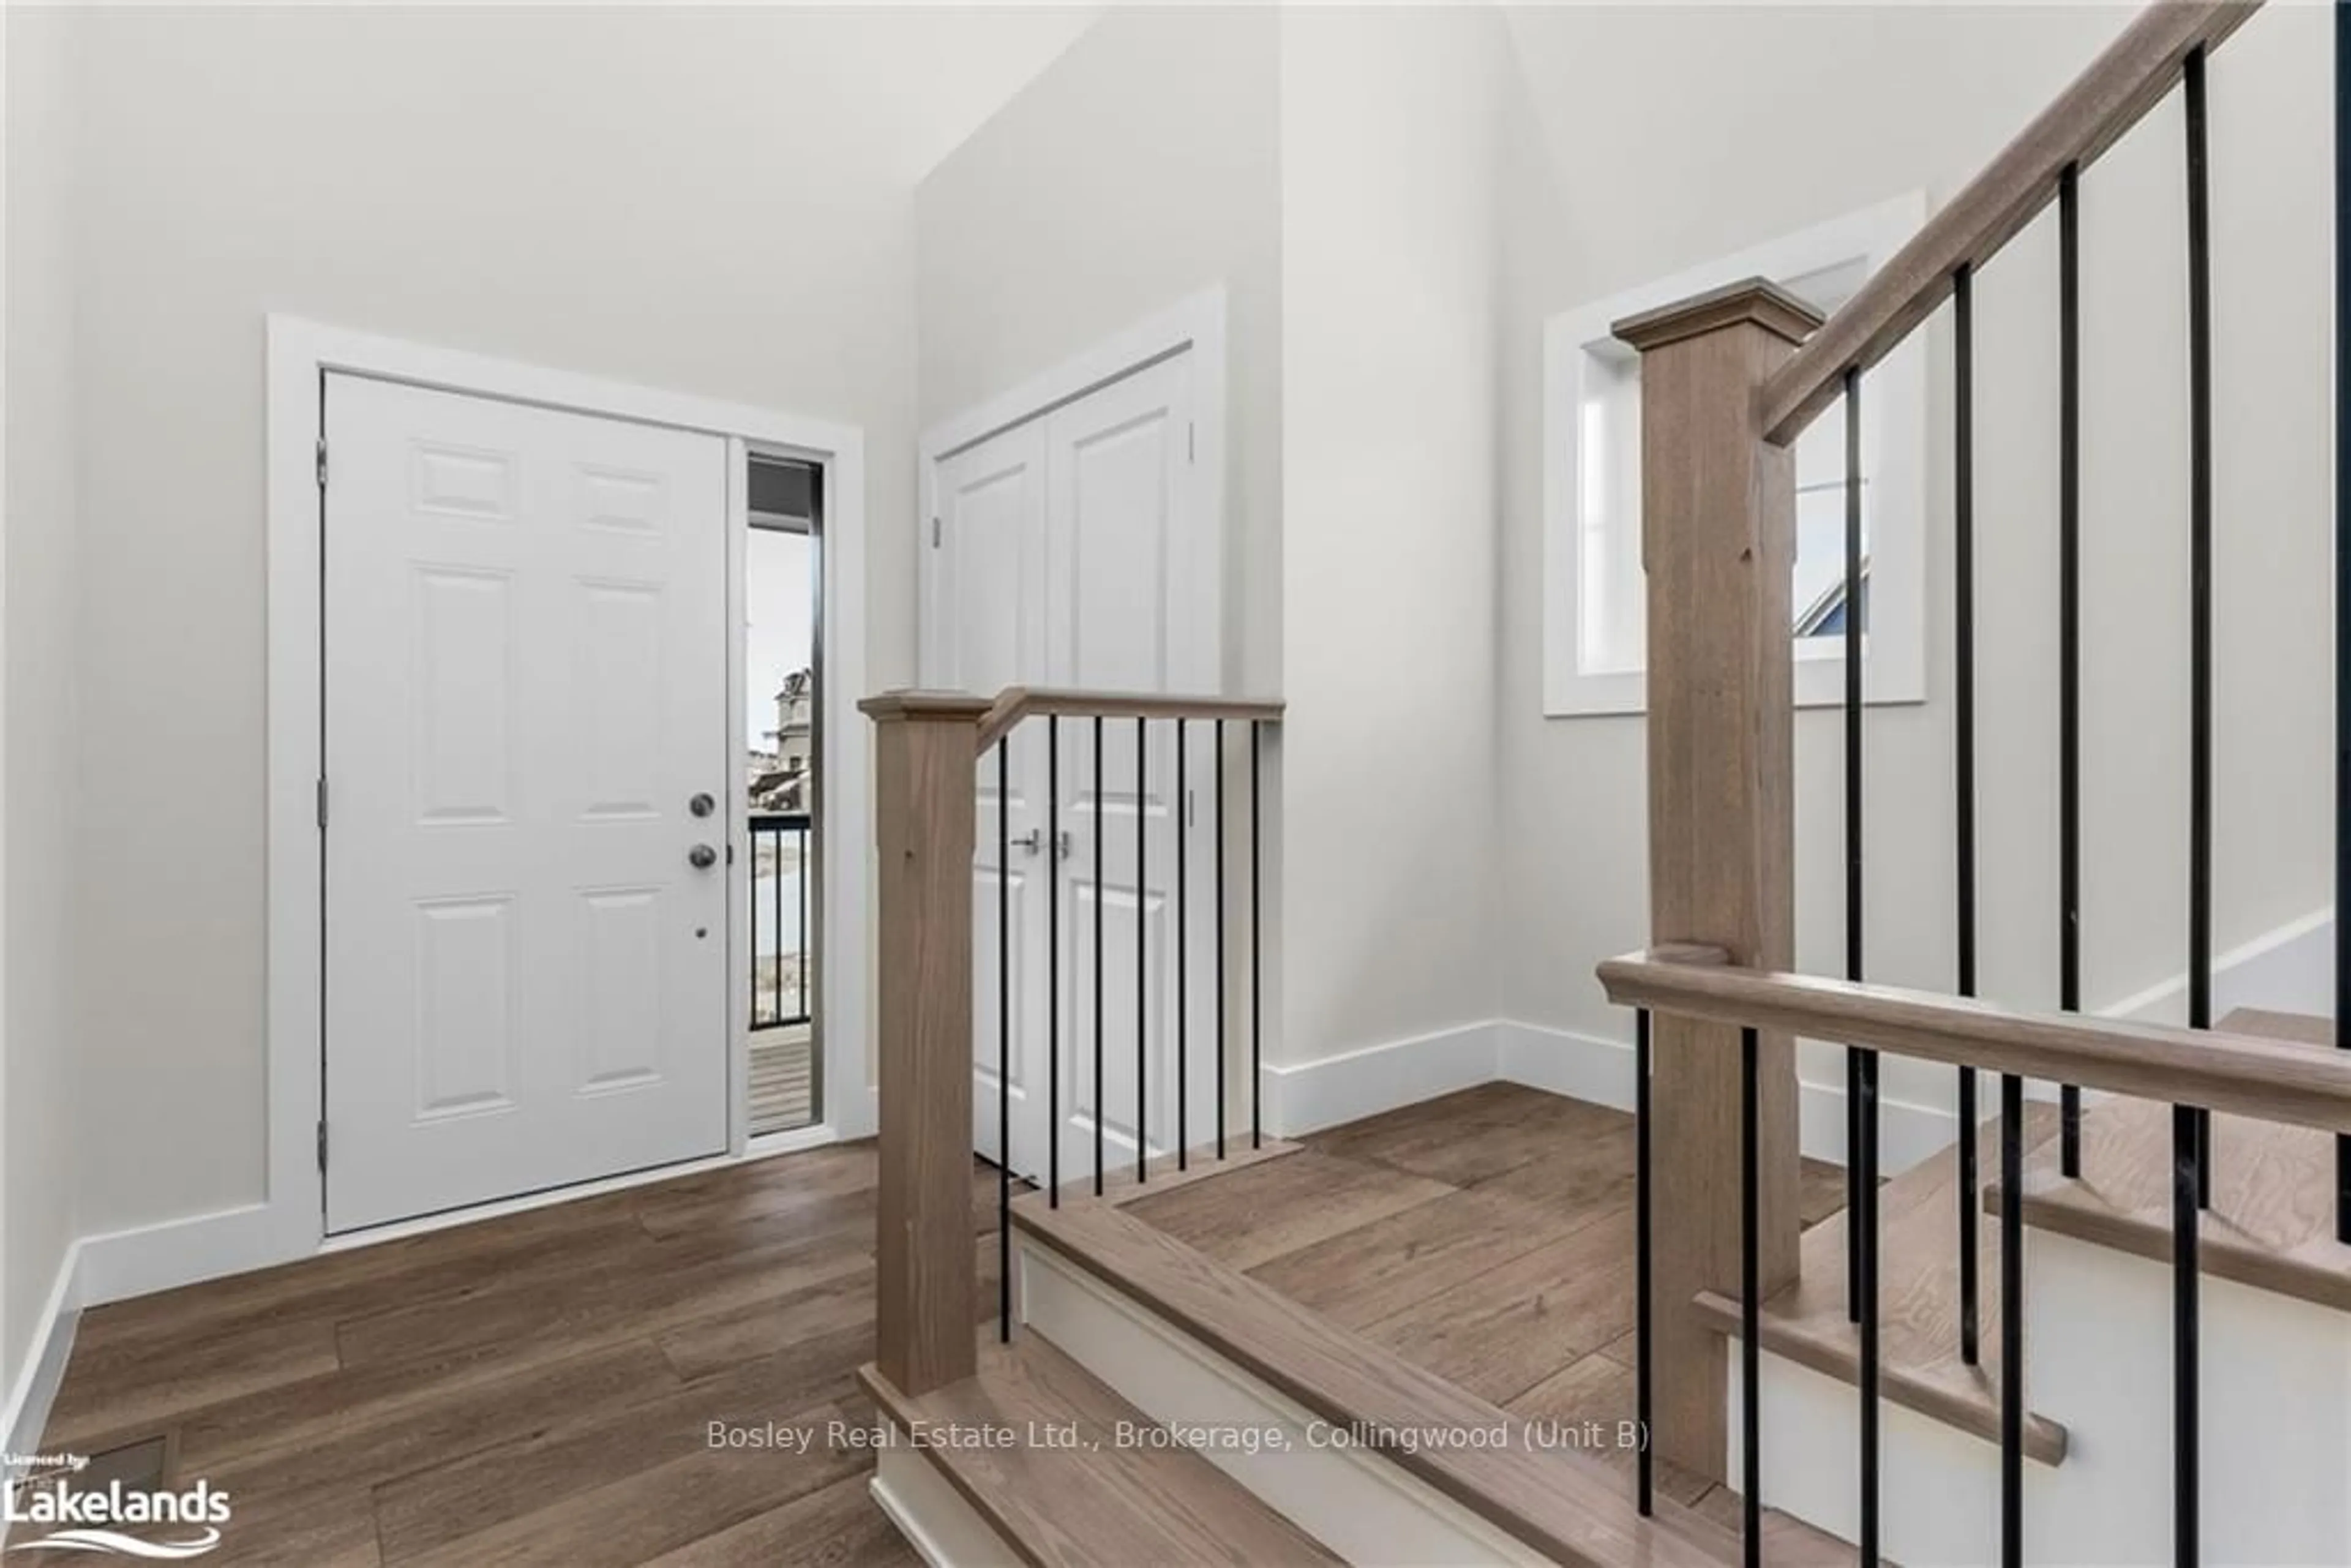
left=1125, top=1081, right=1848, bottom=1525
left=42, top=1083, right=1840, bottom=1564
left=38, top=1142, right=1002, bottom=1566
left=748, top=1023, right=816, bottom=1136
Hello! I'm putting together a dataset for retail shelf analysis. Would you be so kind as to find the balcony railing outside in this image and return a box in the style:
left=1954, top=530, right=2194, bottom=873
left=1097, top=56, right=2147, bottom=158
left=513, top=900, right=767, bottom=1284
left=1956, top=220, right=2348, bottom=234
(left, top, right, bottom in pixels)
left=750, top=811, right=812, bottom=1030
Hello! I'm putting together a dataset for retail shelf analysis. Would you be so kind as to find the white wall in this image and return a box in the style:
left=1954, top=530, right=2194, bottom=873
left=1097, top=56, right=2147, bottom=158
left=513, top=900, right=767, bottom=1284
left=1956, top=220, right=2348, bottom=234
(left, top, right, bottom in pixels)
left=915, top=4, right=1283, bottom=695
left=1494, top=4, right=2334, bottom=1123
left=1277, top=7, right=1509, bottom=1072
left=63, top=4, right=1093, bottom=1240
left=3, top=0, right=83, bottom=1401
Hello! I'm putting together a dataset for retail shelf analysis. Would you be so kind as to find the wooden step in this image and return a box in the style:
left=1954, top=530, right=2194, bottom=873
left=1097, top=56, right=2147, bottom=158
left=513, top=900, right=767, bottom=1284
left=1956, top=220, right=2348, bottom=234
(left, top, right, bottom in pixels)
left=1013, top=1193, right=1744, bottom=1567
left=1692, top=1101, right=2071, bottom=1466
left=1993, top=1007, right=2351, bottom=1315
left=860, top=1335, right=1342, bottom=1566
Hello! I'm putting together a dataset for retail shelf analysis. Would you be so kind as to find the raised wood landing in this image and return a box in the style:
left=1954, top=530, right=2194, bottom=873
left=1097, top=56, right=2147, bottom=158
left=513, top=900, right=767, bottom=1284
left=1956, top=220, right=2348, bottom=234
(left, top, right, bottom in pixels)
left=1997, top=1007, right=2351, bottom=1314
left=37, top=1141, right=1009, bottom=1566
left=860, top=1337, right=1341, bottom=1565
left=1121, top=1084, right=1845, bottom=1522
left=1695, top=1100, right=2069, bottom=1466
left=1066, top=1086, right=1853, bottom=1563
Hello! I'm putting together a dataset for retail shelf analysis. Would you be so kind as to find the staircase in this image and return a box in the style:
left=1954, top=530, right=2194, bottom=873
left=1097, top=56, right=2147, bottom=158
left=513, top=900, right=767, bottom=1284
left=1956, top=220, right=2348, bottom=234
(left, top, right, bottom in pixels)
left=853, top=1, right=2351, bottom=1561
left=867, top=1144, right=1844, bottom=1566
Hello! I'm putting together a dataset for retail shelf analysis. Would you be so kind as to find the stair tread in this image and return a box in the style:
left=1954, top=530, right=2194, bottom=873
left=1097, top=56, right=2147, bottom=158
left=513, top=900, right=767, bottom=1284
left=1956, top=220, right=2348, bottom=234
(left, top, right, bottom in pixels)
left=1692, top=1100, right=2071, bottom=1466
left=1993, top=1006, right=2351, bottom=1314
left=1015, top=1193, right=1738, bottom=1568
left=860, top=1335, right=1343, bottom=1567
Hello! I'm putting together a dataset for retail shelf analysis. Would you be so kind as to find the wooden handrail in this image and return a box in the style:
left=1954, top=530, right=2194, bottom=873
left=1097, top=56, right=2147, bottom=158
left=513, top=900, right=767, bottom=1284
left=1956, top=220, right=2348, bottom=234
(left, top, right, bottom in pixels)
left=1758, top=0, right=2260, bottom=446
left=975, top=686, right=1284, bottom=751
left=1599, top=946, right=2351, bottom=1136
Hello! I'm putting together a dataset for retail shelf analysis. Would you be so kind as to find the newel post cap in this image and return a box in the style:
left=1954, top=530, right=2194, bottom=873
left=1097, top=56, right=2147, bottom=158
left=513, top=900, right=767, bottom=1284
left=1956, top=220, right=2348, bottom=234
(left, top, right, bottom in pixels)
left=858, top=689, right=992, bottom=723
left=1611, top=277, right=1824, bottom=353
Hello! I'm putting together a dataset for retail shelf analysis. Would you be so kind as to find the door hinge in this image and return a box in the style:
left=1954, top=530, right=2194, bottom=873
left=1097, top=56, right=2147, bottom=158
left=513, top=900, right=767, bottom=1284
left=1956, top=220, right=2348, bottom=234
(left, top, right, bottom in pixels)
left=1187, top=423, right=1196, bottom=463
left=316, top=777, right=329, bottom=830
left=315, top=437, right=329, bottom=489
left=930, top=515, right=942, bottom=548
left=316, top=1120, right=329, bottom=1172
left=1186, top=787, right=1196, bottom=828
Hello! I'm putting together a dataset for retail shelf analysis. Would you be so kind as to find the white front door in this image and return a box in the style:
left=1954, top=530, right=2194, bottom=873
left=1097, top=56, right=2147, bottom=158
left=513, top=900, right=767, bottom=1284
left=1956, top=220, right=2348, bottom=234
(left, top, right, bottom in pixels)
left=323, top=373, right=731, bottom=1232
left=928, top=348, right=1221, bottom=1188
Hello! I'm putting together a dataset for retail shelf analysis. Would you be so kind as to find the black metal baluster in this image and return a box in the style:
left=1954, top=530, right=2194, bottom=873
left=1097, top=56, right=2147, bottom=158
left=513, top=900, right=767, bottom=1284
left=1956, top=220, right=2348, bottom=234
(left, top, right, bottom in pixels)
left=1843, top=364, right=1882, bottom=1563
left=2173, top=1100, right=2202, bottom=1566
left=1250, top=721, right=1264, bottom=1150
left=1215, top=719, right=1228, bottom=1160
left=1635, top=1008, right=1654, bottom=1518
left=2336, top=0, right=2351, bottom=1248
left=1094, top=715, right=1106, bottom=1197
left=2187, top=43, right=2217, bottom=1213
left=1136, top=718, right=1149, bottom=1184
left=2060, top=161, right=2085, bottom=1179
left=1845, top=361, right=1865, bottom=1324
left=1741, top=1026, right=1762, bottom=1568
left=773, top=822, right=785, bottom=1028
left=750, top=824, right=765, bottom=1026
left=2001, top=1070, right=2025, bottom=1568
left=799, top=822, right=811, bottom=1021
left=1177, top=720, right=1190, bottom=1171
left=1956, top=262, right=1983, bottom=1368
left=997, top=738, right=1012, bottom=1341
left=1049, top=718, right=1061, bottom=1208
left=2179, top=56, right=2212, bottom=1558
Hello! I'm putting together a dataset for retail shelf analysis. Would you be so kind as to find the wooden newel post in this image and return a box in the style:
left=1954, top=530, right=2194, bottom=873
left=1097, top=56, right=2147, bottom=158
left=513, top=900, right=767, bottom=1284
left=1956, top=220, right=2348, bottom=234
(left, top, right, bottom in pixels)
left=1613, top=280, right=1823, bottom=1480
left=861, top=689, right=990, bottom=1397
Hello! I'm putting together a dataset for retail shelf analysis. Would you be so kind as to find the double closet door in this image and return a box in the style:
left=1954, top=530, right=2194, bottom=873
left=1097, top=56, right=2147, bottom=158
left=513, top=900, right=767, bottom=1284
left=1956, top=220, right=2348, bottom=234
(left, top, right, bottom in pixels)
left=924, top=351, right=1221, bottom=1187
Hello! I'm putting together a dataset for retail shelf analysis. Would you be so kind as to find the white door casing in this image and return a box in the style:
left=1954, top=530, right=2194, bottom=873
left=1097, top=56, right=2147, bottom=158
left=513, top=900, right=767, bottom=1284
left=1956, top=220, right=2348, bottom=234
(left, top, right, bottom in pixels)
left=323, top=373, right=730, bottom=1232
left=929, top=344, right=1223, bottom=1185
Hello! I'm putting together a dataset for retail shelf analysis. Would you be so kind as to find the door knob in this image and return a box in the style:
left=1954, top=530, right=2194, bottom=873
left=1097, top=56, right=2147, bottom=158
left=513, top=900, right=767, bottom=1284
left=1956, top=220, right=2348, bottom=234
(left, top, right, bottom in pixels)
left=688, top=792, right=716, bottom=818
left=688, top=843, right=718, bottom=870
left=1011, top=828, right=1044, bottom=857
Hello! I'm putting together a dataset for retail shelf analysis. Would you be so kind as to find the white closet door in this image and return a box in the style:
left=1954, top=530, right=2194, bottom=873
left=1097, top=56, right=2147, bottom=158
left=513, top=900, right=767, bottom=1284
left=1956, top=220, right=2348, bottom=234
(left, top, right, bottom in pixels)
left=933, top=422, right=1054, bottom=1175
left=1043, top=352, right=1217, bottom=1185
left=323, top=373, right=730, bottom=1232
left=925, top=344, right=1221, bottom=1190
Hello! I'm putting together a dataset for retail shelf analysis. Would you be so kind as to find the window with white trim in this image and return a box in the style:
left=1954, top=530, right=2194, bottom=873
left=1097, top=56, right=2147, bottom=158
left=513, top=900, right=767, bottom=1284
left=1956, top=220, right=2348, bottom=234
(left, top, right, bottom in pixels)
left=1542, top=195, right=1929, bottom=717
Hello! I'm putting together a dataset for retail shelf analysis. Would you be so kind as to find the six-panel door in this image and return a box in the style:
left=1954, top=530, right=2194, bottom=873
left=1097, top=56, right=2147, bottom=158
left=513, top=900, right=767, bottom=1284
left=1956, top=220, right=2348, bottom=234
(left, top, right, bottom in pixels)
left=323, top=373, right=730, bottom=1232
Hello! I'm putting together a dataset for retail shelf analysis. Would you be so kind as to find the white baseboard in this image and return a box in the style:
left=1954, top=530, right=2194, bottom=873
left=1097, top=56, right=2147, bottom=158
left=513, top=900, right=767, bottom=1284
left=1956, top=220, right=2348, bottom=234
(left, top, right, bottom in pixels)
left=2, top=1242, right=84, bottom=1537
left=1496, top=1020, right=1635, bottom=1111
left=1495, top=1020, right=1958, bottom=1175
left=1261, top=1022, right=1499, bottom=1137
left=2101, top=905, right=2332, bottom=1025
left=75, top=1203, right=285, bottom=1310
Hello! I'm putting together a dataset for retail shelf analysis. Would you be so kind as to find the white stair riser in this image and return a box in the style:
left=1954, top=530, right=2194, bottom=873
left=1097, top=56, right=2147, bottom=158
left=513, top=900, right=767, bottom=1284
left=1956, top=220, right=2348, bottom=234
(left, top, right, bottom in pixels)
left=1732, top=1225, right=2351, bottom=1564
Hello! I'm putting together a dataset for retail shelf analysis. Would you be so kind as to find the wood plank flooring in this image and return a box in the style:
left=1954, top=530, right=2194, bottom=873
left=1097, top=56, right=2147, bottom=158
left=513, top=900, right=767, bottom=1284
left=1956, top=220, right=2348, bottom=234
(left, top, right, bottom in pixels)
left=38, top=1142, right=1006, bottom=1566
left=748, top=1023, right=816, bottom=1135
left=1125, top=1081, right=1848, bottom=1523
left=43, top=1082, right=1840, bottom=1565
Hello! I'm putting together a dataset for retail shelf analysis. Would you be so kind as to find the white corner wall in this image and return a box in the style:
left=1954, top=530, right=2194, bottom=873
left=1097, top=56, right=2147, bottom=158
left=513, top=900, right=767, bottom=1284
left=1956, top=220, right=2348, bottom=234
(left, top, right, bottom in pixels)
left=1277, top=6, right=1509, bottom=1079
left=3, top=0, right=85, bottom=1427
